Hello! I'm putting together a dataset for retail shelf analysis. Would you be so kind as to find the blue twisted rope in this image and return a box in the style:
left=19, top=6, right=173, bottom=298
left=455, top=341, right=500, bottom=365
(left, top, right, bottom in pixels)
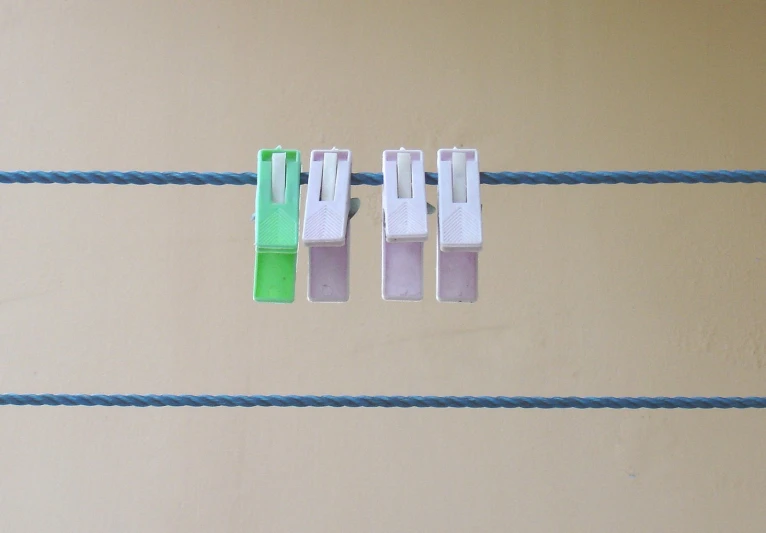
left=2, top=169, right=766, bottom=186
left=1, top=394, right=765, bottom=409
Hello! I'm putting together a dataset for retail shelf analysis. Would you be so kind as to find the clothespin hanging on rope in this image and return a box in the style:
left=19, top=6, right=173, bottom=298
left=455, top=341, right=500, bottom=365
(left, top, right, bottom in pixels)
left=381, top=148, right=428, bottom=301
left=253, top=147, right=301, bottom=303
left=436, top=148, right=482, bottom=302
left=302, top=148, right=358, bottom=302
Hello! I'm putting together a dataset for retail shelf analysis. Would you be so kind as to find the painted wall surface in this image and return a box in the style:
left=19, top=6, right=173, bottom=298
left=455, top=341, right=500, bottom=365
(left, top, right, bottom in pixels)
left=1, top=1, right=766, bottom=531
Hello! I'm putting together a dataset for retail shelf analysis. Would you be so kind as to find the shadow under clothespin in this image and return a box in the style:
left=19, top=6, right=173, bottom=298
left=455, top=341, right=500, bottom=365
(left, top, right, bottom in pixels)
left=348, top=197, right=361, bottom=219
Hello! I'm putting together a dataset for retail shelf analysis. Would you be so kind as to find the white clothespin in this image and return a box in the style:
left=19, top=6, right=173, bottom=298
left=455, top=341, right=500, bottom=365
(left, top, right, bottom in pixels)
left=436, top=148, right=482, bottom=302
left=382, top=148, right=428, bottom=301
left=302, top=149, right=352, bottom=302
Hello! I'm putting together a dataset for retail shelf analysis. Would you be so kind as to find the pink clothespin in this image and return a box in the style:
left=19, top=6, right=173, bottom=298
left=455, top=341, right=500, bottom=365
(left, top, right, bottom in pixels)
left=302, top=149, right=352, bottom=302
left=382, top=148, right=428, bottom=301
left=436, top=148, right=482, bottom=302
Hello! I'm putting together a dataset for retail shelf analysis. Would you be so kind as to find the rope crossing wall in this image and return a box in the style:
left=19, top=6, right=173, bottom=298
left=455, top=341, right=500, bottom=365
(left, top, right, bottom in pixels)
left=2, top=394, right=766, bottom=409
left=2, top=169, right=766, bottom=186
left=3, top=167, right=765, bottom=410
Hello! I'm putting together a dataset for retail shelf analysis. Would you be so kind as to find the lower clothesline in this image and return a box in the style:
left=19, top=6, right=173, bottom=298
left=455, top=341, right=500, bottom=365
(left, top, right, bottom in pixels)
left=1, top=394, right=765, bottom=409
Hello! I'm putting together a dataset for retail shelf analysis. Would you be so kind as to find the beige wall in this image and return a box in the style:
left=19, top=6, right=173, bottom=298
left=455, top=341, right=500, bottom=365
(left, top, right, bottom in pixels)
left=2, top=1, right=766, bottom=531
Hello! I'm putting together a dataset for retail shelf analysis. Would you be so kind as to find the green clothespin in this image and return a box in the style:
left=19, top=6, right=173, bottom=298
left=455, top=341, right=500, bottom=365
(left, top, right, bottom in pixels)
left=254, top=147, right=301, bottom=303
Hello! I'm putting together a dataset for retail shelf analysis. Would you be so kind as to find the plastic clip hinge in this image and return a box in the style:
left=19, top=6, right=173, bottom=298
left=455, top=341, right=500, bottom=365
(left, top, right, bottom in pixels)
left=436, top=148, right=482, bottom=302
left=253, top=148, right=301, bottom=303
left=303, top=149, right=352, bottom=302
left=382, top=148, right=428, bottom=301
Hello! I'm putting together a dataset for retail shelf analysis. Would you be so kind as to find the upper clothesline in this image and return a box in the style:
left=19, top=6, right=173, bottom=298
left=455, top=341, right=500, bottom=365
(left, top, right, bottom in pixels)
left=2, top=169, right=766, bottom=186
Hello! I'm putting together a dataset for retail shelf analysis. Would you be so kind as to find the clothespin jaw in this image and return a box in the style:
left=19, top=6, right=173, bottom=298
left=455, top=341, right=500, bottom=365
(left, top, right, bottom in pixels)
left=381, top=148, right=428, bottom=301
left=253, top=148, right=301, bottom=303
left=436, top=148, right=482, bottom=302
left=303, top=149, right=352, bottom=302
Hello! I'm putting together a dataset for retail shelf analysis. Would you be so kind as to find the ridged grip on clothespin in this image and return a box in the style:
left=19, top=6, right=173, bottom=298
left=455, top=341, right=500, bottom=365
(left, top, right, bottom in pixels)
left=254, top=148, right=301, bottom=303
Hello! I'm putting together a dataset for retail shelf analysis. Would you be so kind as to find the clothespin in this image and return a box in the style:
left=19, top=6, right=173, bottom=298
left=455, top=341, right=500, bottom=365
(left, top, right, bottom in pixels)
left=302, top=148, right=354, bottom=302
left=253, top=147, right=301, bottom=303
left=382, top=148, right=428, bottom=301
left=436, top=148, right=482, bottom=302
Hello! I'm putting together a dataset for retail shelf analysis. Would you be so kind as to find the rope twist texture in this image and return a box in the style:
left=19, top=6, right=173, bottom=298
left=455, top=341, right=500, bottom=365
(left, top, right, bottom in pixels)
left=2, top=170, right=766, bottom=186
left=2, top=394, right=765, bottom=409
